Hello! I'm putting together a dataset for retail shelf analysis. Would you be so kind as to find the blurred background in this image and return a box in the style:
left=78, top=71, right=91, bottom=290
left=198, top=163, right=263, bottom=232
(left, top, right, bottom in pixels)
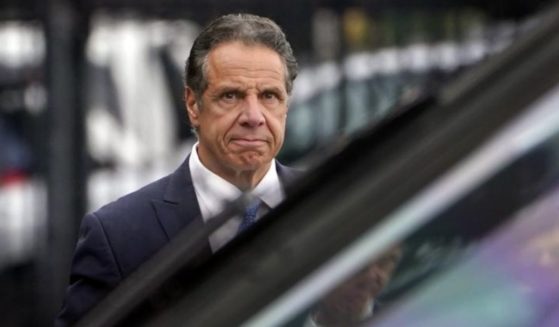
left=0, top=0, right=554, bottom=325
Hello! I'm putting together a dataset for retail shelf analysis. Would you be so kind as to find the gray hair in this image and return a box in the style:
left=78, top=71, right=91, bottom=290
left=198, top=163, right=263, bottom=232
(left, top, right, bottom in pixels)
left=185, top=13, right=298, bottom=97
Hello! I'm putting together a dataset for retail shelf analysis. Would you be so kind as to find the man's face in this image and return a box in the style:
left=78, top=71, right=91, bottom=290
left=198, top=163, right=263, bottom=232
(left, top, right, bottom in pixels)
left=186, top=41, right=288, bottom=183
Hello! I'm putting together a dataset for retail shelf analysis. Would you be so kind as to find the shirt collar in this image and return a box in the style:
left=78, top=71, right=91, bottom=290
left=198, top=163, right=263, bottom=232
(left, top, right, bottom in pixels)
left=189, top=142, right=284, bottom=220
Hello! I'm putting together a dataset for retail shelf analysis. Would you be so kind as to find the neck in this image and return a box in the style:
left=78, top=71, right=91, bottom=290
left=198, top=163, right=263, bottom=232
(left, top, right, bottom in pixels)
left=229, top=168, right=269, bottom=191
left=196, top=146, right=272, bottom=191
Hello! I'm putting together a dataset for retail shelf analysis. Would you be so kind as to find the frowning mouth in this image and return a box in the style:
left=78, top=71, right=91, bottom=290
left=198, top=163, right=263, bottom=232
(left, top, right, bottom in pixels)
left=230, top=138, right=267, bottom=148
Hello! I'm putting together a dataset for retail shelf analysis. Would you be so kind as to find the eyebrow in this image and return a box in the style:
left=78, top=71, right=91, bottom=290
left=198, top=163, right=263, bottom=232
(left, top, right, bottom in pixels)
left=208, top=85, right=244, bottom=99
left=212, top=84, right=287, bottom=97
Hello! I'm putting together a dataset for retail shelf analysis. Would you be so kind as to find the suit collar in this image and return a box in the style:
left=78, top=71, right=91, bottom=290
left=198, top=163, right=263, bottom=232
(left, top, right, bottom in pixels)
left=276, top=161, right=301, bottom=193
left=163, top=156, right=194, bottom=204
left=153, top=156, right=204, bottom=242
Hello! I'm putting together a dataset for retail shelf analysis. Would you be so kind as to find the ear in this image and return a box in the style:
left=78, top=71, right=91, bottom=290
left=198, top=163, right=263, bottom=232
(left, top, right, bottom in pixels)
left=185, top=87, right=200, bottom=127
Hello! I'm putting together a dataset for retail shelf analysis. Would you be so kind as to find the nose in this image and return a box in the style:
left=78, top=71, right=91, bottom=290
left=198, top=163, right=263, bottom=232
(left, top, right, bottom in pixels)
left=239, top=94, right=265, bottom=127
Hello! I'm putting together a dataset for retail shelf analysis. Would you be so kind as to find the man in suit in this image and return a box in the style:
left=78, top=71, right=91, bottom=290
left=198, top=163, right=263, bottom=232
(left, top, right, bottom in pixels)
left=56, top=13, right=299, bottom=326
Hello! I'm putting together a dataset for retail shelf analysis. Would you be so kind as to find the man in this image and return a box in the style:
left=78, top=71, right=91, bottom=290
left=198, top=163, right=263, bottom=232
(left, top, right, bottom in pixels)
left=56, top=13, right=299, bottom=326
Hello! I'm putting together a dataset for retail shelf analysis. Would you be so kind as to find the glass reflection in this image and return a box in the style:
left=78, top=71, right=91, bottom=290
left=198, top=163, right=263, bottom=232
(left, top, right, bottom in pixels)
left=310, top=246, right=402, bottom=326
left=369, top=184, right=559, bottom=327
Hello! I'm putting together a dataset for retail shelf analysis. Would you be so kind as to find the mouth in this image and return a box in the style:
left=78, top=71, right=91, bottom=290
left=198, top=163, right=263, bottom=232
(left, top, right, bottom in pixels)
left=230, top=138, right=267, bottom=148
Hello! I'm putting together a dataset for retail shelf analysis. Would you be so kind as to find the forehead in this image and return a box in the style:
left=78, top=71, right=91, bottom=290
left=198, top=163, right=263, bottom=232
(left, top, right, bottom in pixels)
left=205, top=41, right=287, bottom=89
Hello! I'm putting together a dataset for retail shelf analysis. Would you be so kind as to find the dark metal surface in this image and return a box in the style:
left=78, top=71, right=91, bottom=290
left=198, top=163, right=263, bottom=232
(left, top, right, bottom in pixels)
left=39, top=0, right=90, bottom=324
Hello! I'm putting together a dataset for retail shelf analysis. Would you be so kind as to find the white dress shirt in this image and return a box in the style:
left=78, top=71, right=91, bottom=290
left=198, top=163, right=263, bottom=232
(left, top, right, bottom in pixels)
left=189, top=142, right=285, bottom=252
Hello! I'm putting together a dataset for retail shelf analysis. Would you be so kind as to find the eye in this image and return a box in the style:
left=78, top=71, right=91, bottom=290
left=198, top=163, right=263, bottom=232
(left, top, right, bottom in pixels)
left=261, top=91, right=282, bottom=105
left=222, top=91, right=238, bottom=100
left=219, top=91, right=242, bottom=106
left=263, top=91, right=277, bottom=99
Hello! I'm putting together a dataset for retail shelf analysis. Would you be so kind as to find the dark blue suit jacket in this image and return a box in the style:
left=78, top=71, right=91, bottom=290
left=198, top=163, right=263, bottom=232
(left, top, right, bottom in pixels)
left=55, top=157, right=297, bottom=326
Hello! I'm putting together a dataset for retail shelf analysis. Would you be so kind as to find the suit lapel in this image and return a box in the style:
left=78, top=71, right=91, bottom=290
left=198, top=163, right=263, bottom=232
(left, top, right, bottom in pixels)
left=151, top=156, right=212, bottom=259
left=276, top=161, right=301, bottom=195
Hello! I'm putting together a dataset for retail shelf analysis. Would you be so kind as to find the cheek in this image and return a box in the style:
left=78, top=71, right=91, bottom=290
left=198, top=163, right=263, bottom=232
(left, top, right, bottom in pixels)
left=268, top=112, right=287, bottom=138
left=206, top=114, right=236, bottom=140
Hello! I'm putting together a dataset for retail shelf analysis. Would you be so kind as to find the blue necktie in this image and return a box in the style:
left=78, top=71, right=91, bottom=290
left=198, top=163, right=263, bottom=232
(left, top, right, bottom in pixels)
left=237, top=200, right=261, bottom=234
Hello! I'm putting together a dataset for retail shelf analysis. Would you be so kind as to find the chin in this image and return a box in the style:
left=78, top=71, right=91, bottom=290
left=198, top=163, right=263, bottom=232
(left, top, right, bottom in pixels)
left=238, top=162, right=266, bottom=172
left=234, top=155, right=271, bottom=170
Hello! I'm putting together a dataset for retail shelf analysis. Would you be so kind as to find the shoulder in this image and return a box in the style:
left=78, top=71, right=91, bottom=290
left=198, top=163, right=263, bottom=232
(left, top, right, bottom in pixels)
left=93, top=174, right=171, bottom=222
left=80, top=171, right=188, bottom=277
